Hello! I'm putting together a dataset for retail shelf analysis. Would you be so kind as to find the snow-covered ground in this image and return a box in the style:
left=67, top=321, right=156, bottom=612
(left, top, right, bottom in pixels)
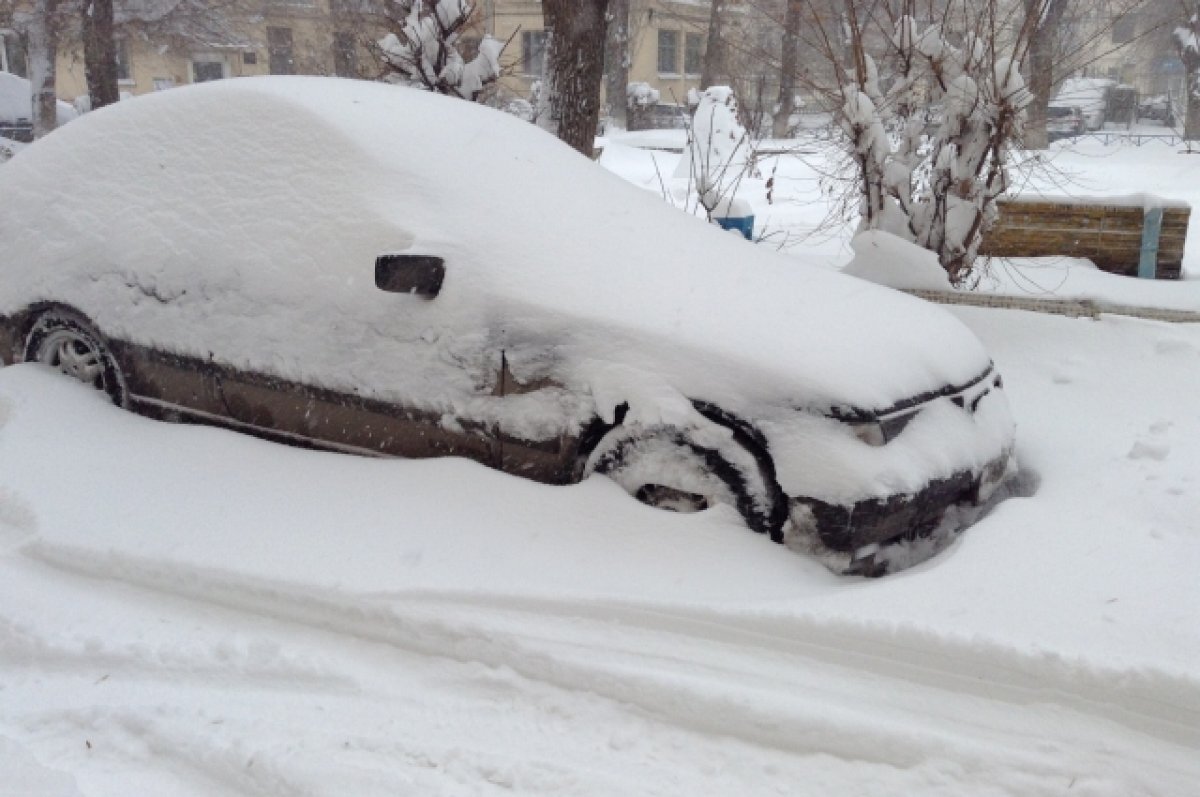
left=601, top=129, right=1200, bottom=289
left=2, top=122, right=1199, bottom=795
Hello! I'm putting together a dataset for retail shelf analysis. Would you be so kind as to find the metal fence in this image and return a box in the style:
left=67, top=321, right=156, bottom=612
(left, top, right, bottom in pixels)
left=1073, top=131, right=1194, bottom=147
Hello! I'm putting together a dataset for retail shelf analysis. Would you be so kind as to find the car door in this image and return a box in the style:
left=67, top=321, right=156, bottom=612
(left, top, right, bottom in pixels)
left=213, top=254, right=502, bottom=466
left=114, top=340, right=227, bottom=421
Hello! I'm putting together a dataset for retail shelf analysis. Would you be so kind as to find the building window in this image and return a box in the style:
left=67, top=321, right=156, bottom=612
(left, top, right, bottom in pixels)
left=191, top=56, right=227, bottom=83
left=1111, top=14, right=1136, bottom=44
left=116, top=39, right=131, bottom=82
left=268, top=26, right=295, bottom=75
left=521, top=30, right=547, bottom=76
left=333, top=31, right=357, bottom=77
left=684, top=32, right=702, bottom=76
left=1, top=30, right=29, bottom=78
left=658, top=30, right=679, bottom=75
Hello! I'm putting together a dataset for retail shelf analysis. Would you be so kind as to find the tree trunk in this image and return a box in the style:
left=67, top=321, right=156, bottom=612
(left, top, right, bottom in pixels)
left=699, top=0, right=726, bottom=89
left=771, top=0, right=801, bottom=138
left=1179, top=4, right=1200, bottom=141
left=83, top=0, right=121, bottom=110
left=542, top=0, right=610, bottom=157
left=1022, top=0, right=1068, bottom=150
left=27, top=0, right=60, bottom=139
left=603, top=0, right=630, bottom=130
left=1186, top=70, right=1200, bottom=141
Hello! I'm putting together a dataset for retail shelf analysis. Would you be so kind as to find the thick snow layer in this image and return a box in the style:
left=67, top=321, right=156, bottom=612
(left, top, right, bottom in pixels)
left=979, top=256, right=1200, bottom=312
left=1002, top=191, right=1190, bottom=210
left=0, top=77, right=993, bottom=418
left=843, top=230, right=954, bottom=290
left=1, top=295, right=1198, bottom=793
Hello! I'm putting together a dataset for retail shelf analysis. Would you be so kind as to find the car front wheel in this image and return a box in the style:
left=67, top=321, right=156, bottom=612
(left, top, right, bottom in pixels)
left=585, top=425, right=783, bottom=538
left=24, top=310, right=127, bottom=407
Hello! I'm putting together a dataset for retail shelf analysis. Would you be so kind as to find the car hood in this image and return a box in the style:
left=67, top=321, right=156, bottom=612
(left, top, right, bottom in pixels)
left=0, top=77, right=994, bottom=419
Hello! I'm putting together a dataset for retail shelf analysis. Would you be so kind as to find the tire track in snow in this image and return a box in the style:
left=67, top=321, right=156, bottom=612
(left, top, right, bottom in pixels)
left=389, top=589, right=1200, bottom=748
left=0, top=488, right=37, bottom=552
left=21, top=540, right=1200, bottom=794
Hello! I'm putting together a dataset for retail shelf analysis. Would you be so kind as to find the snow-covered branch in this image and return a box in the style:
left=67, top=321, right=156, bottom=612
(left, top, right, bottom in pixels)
left=376, top=0, right=503, bottom=101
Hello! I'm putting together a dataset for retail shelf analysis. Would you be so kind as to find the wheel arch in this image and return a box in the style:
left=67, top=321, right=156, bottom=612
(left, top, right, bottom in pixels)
left=691, top=401, right=789, bottom=542
left=9, top=301, right=105, bottom=362
left=17, top=302, right=129, bottom=406
left=573, top=399, right=789, bottom=543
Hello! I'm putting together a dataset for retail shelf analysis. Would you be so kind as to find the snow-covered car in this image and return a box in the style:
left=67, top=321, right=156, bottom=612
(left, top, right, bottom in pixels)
left=0, top=70, right=77, bottom=142
left=0, top=77, right=1016, bottom=574
left=1051, top=77, right=1113, bottom=132
left=1046, top=105, right=1085, bottom=141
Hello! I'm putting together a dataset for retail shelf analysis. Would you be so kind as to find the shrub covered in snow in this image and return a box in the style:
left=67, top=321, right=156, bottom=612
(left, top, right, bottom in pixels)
left=674, top=86, right=756, bottom=222
left=821, top=7, right=1032, bottom=285
left=376, top=0, right=504, bottom=101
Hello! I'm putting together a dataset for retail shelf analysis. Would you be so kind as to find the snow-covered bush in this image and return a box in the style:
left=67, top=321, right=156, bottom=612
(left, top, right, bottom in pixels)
left=376, top=0, right=504, bottom=101
left=801, top=2, right=1033, bottom=286
left=626, top=81, right=660, bottom=132
left=626, top=82, right=660, bottom=110
left=837, top=19, right=1030, bottom=285
left=674, top=86, right=757, bottom=222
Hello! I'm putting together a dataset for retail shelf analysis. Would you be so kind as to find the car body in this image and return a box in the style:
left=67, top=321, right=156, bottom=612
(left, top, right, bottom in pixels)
left=0, top=77, right=1015, bottom=574
left=0, top=71, right=77, bottom=142
left=1046, top=105, right=1085, bottom=141
left=1052, top=78, right=1114, bottom=132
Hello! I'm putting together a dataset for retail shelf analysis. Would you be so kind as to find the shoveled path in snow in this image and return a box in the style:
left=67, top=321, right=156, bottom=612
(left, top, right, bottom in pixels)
left=2, top=305, right=1199, bottom=795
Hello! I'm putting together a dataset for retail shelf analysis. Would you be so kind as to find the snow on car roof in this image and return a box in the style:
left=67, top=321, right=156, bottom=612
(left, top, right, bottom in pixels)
left=0, top=77, right=991, bottom=414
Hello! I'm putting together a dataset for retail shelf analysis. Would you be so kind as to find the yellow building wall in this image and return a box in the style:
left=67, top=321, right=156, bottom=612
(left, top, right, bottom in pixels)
left=51, top=1, right=347, bottom=103
left=39, top=0, right=712, bottom=115
left=487, top=0, right=708, bottom=109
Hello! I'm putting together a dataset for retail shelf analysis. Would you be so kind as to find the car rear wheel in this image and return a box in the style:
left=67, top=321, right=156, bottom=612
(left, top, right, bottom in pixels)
left=585, top=425, right=782, bottom=537
left=24, top=310, right=127, bottom=407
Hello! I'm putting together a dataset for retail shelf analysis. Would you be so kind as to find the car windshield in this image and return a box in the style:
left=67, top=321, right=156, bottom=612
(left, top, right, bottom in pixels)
left=1047, top=106, right=1074, bottom=118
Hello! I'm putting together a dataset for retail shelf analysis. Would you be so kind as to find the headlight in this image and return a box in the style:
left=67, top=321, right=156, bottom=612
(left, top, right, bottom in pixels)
left=852, top=409, right=919, bottom=447
left=851, top=422, right=886, bottom=447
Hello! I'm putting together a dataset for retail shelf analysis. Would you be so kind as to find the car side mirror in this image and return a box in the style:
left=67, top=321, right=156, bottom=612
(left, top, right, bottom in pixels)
left=375, top=254, right=445, bottom=298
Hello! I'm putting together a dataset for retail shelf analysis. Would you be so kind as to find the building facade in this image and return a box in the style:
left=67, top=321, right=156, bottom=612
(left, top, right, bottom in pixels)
left=2, top=1, right=712, bottom=118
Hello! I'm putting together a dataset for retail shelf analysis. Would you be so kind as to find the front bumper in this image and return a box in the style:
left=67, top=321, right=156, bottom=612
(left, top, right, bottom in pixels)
left=790, top=447, right=1015, bottom=554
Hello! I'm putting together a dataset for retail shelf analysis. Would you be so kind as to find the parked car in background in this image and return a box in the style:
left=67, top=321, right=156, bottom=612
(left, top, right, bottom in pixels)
left=1052, top=77, right=1114, bottom=132
left=1138, top=94, right=1175, bottom=126
left=0, top=77, right=1016, bottom=575
left=0, top=71, right=77, bottom=142
left=1046, top=104, right=1085, bottom=141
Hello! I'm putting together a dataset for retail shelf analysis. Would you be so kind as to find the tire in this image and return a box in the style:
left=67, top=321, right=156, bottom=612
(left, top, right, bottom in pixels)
left=23, top=310, right=127, bottom=407
left=585, top=424, right=783, bottom=539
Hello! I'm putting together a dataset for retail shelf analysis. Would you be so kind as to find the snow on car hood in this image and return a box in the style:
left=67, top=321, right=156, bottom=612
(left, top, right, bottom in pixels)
left=0, top=77, right=993, bottom=422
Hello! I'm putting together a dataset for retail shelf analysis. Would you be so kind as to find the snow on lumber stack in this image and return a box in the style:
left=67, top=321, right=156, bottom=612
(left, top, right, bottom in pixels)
left=980, top=195, right=1189, bottom=279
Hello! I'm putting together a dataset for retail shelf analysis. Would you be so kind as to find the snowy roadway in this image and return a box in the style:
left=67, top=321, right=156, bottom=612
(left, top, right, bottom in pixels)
left=2, top=305, right=1199, bottom=795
